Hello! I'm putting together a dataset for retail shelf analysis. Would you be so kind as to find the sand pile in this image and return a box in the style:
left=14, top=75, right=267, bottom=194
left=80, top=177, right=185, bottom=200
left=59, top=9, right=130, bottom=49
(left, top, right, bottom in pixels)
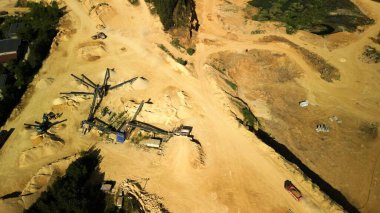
left=78, top=41, right=106, bottom=61
left=53, top=15, right=77, bottom=48
left=19, top=139, right=64, bottom=167
left=131, top=77, right=149, bottom=90
left=82, top=0, right=116, bottom=24
left=125, top=89, right=193, bottom=126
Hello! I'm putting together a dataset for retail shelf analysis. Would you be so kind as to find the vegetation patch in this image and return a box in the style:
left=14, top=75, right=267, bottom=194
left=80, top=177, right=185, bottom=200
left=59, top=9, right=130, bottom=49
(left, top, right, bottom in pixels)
left=158, top=44, right=187, bottom=65
left=171, top=37, right=185, bottom=50
left=228, top=94, right=260, bottom=130
left=248, top=0, right=374, bottom=35
left=370, top=31, right=380, bottom=44
left=251, top=29, right=266, bottom=34
left=145, top=0, right=199, bottom=33
left=223, top=78, right=237, bottom=91
left=207, top=58, right=227, bottom=74
left=0, top=1, right=63, bottom=126
left=361, top=46, right=380, bottom=63
left=359, top=122, right=378, bottom=140
left=186, top=47, right=195, bottom=55
left=261, top=36, right=340, bottom=82
left=128, top=0, right=140, bottom=6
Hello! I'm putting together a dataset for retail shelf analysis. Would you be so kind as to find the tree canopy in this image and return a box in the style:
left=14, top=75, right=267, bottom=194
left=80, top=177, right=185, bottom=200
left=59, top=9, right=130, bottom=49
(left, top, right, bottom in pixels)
left=26, top=148, right=107, bottom=213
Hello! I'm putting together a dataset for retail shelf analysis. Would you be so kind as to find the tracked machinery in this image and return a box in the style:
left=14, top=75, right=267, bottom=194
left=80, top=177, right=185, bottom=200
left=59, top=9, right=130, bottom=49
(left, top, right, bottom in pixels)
left=24, top=112, right=67, bottom=141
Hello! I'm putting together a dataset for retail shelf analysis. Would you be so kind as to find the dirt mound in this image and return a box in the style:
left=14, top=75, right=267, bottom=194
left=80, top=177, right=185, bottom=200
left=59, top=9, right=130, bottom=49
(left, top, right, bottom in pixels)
left=77, top=41, right=106, bottom=61
left=260, top=36, right=340, bottom=82
left=131, top=77, right=149, bottom=90
left=207, top=49, right=302, bottom=86
left=82, top=1, right=116, bottom=24
left=21, top=155, right=78, bottom=209
left=19, top=139, right=64, bottom=167
left=120, top=179, right=169, bottom=212
left=125, top=88, right=191, bottom=126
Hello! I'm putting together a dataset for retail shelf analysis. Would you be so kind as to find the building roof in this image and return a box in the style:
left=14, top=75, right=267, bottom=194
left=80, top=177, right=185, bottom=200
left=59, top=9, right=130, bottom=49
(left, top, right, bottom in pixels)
left=0, top=74, right=7, bottom=88
left=0, top=39, right=21, bottom=55
left=100, top=183, right=113, bottom=192
left=6, top=23, right=24, bottom=38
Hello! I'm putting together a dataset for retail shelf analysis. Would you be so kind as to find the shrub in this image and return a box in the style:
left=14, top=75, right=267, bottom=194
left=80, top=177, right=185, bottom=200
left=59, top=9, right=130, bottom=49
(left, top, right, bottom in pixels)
left=186, top=47, right=195, bottom=55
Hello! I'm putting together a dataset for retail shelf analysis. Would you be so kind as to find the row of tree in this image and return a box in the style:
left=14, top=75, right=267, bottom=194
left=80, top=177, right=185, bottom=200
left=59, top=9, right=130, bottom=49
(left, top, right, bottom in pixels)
left=0, top=1, right=63, bottom=126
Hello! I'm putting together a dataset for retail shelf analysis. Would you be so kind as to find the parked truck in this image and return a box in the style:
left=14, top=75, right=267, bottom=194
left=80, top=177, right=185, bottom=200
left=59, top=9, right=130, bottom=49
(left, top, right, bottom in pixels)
left=284, top=180, right=302, bottom=201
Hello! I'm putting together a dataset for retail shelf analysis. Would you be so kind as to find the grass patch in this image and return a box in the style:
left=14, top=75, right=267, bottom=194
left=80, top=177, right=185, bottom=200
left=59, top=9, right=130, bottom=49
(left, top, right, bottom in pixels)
left=208, top=58, right=227, bottom=74
left=359, top=122, right=378, bottom=140
left=158, top=44, right=187, bottom=65
left=241, top=107, right=258, bottom=128
left=251, top=29, right=266, bottom=34
left=171, top=37, right=184, bottom=49
left=224, top=78, right=237, bottom=90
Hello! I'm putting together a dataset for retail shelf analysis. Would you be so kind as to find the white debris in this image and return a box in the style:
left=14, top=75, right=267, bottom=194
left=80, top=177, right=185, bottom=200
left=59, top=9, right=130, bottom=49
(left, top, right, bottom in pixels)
left=299, top=100, right=309, bottom=108
left=329, top=115, right=342, bottom=123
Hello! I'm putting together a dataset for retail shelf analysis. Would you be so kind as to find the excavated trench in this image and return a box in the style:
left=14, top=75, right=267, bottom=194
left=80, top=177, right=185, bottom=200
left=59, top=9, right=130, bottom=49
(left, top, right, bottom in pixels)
left=229, top=94, right=359, bottom=212
left=251, top=128, right=359, bottom=213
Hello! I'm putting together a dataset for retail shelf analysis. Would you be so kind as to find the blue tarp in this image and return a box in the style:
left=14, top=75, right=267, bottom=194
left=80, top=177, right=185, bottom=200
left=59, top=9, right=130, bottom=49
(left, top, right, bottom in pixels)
left=116, top=132, right=125, bottom=143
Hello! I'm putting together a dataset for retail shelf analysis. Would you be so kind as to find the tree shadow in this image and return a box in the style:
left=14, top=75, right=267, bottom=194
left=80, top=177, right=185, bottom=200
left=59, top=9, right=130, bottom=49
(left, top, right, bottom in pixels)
left=26, top=146, right=107, bottom=213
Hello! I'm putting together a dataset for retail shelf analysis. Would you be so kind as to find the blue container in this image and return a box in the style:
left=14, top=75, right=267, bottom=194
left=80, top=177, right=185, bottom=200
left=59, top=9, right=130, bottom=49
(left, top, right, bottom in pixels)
left=116, top=132, right=125, bottom=143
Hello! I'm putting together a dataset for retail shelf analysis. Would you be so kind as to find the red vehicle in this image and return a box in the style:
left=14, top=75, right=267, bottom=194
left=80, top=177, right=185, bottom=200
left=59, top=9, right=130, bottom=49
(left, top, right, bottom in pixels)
left=284, top=180, right=302, bottom=201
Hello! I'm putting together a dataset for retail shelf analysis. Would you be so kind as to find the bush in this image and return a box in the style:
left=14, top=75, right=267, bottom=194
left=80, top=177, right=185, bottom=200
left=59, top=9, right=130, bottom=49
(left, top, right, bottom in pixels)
left=176, top=58, right=187, bottom=65
left=285, top=25, right=296, bottom=34
left=186, top=47, right=195, bottom=55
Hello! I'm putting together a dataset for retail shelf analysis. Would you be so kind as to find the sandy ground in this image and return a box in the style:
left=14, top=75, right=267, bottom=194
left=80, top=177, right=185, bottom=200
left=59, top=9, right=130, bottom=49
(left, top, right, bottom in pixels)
left=0, top=0, right=379, bottom=212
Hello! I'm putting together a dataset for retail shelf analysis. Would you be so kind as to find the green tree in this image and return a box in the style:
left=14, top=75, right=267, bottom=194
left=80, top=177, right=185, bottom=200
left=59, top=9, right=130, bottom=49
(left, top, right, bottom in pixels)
left=26, top=148, right=106, bottom=213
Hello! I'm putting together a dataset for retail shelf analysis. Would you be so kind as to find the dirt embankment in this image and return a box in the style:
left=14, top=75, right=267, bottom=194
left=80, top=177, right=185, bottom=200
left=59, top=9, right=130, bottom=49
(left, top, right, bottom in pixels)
left=260, top=36, right=340, bottom=82
left=206, top=46, right=380, bottom=212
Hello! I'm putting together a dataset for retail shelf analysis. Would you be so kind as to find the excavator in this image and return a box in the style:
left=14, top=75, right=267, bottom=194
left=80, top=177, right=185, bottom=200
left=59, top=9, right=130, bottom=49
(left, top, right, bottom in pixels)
left=24, top=112, right=67, bottom=141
